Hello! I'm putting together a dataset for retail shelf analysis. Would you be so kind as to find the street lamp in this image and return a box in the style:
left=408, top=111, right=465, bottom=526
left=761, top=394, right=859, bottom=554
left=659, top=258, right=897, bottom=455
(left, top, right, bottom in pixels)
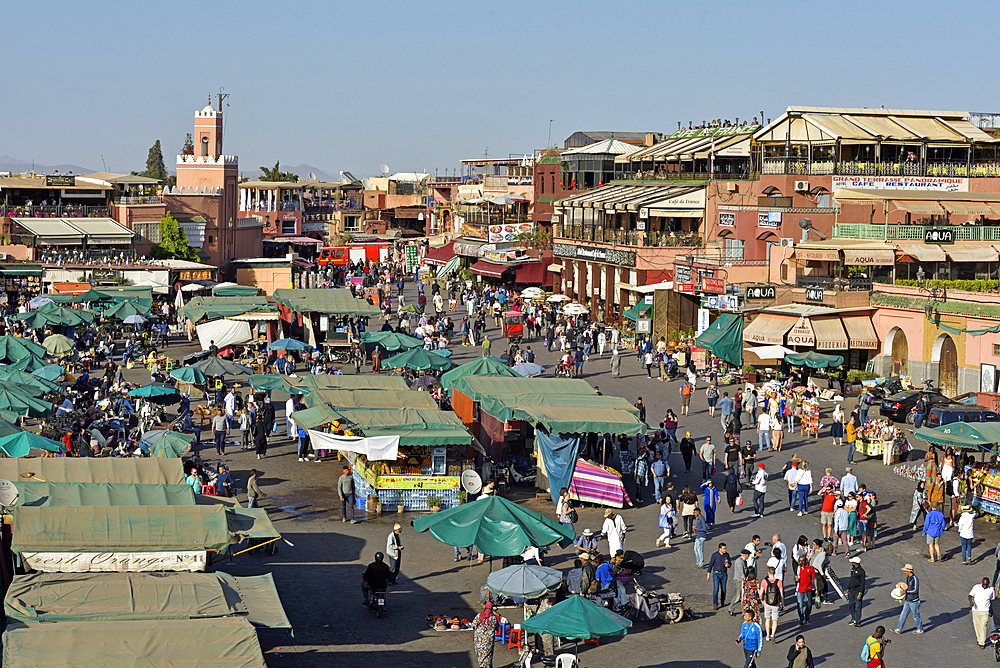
left=915, top=267, right=946, bottom=322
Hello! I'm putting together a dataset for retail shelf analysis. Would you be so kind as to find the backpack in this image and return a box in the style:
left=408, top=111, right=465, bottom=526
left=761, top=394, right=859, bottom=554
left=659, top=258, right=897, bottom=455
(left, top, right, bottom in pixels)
left=681, top=382, right=692, bottom=396
left=764, top=578, right=780, bottom=606
left=568, top=507, right=579, bottom=523
left=861, top=637, right=878, bottom=662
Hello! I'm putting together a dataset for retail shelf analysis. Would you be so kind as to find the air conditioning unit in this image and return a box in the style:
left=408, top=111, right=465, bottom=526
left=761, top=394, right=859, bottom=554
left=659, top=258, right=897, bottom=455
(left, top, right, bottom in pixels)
left=0, top=253, right=8, bottom=260
left=778, top=238, right=795, bottom=247
left=794, top=181, right=810, bottom=193
left=726, top=183, right=738, bottom=192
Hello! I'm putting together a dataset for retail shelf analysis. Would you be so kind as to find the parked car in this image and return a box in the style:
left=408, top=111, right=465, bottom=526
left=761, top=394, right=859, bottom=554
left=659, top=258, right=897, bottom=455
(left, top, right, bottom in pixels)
left=925, top=405, right=1000, bottom=428
left=879, top=390, right=956, bottom=423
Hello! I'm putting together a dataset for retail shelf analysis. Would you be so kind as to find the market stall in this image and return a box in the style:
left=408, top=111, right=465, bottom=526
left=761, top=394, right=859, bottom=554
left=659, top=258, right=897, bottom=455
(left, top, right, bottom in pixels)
left=855, top=418, right=911, bottom=460
left=914, top=423, right=1000, bottom=518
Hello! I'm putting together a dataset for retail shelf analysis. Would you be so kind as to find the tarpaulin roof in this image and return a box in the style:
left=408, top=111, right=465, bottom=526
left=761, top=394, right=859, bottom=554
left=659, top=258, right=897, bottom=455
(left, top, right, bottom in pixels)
left=306, top=388, right=437, bottom=410
left=334, top=407, right=474, bottom=447
left=2, top=617, right=268, bottom=668
left=622, top=300, right=652, bottom=321
left=178, top=296, right=275, bottom=322
left=290, top=404, right=341, bottom=429
left=0, top=457, right=184, bottom=484
left=4, top=572, right=290, bottom=629
left=212, top=285, right=261, bottom=297
left=286, top=374, right=410, bottom=391
left=273, top=288, right=381, bottom=316
left=451, top=376, right=597, bottom=400
left=18, top=482, right=195, bottom=507
left=11, top=505, right=277, bottom=553
left=694, top=312, right=743, bottom=368
left=439, top=356, right=522, bottom=390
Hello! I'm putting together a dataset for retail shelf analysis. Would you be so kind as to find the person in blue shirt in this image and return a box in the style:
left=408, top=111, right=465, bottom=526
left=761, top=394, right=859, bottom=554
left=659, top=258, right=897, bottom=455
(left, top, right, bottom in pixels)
left=701, top=479, right=720, bottom=526
left=922, top=502, right=946, bottom=562
left=651, top=453, right=668, bottom=503
left=694, top=507, right=708, bottom=567
left=737, top=611, right=762, bottom=667
left=595, top=556, right=617, bottom=590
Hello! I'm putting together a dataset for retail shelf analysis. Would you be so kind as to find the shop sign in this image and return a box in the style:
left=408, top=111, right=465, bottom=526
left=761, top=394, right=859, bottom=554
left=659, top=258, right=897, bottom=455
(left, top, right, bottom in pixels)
left=636, top=318, right=651, bottom=334
left=746, top=285, right=776, bottom=300
left=482, top=249, right=518, bottom=263
left=643, top=295, right=653, bottom=305
left=718, top=295, right=739, bottom=311
left=805, top=286, right=825, bottom=302
left=758, top=212, right=781, bottom=229
left=553, top=242, right=636, bottom=268
left=376, top=475, right=460, bottom=490
left=697, top=308, right=710, bottom=335
left=489, top=222, right=533, bottom=244
left=302, top=222, right=327, bottom=232
left=636, top=220, right=646, bottom=231
left=787, top=317, right=815, bottom=346
left=21, top=550, right=206, bottom=573
left=676, top=283, right=695, bottom=293
left=46, top=175, right=76, bottom=187
left=668, top=124, right=760, bottom=139
left=718, top=212, right=735, bottom=227
left=701, top=277, right=725, bottom=294
left=92, top=268, right=118, bottom=281
left=923, top=228, right=954, bottom=244
left=832, top=176, right=968, bottom=192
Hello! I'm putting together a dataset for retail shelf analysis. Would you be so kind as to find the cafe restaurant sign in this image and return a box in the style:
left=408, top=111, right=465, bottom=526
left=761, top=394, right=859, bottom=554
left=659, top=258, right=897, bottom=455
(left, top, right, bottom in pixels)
left=787, top=317, right=815, bottom=347
left=553, top=242, right=636, bottom=268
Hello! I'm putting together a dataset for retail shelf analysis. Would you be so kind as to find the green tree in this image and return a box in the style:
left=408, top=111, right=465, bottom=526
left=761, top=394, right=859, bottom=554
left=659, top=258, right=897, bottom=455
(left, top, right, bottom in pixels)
left=181, top=133, right=194, bottom=156
left=151, top=212, right=198, bottom=261
left=259, top=160, right=299, bottom=182
left=142, top=140, right=168, bottom=181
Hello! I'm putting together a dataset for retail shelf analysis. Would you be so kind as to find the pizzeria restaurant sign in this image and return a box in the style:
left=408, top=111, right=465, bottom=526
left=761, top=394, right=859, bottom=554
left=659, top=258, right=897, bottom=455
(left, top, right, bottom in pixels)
left=786, top=317, right=815, bottom=347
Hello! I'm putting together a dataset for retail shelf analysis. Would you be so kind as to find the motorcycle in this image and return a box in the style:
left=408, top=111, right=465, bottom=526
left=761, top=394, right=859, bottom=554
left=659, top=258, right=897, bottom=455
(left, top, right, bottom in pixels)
left=869, top=375, right=904, bottom=401
left=505, top=456, right=536, bottom=485
left=988, top=630, right=1000, bottom=662
left=367, top=588, right=387, bottom=618
left=632, top=579, right=686, bottom=623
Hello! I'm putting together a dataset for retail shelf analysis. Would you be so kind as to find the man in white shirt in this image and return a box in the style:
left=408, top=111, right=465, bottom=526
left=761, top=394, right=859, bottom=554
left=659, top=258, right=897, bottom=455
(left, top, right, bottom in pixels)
left=756, top=412, right=771, bottom=451
left=970, top=576, right=995, bottom=648
left=840, top=467, right=859, bottom=496
left=771, top=533, right=788, bottom=582
left=224, top=387, right=237, bottom=428
left=959, top=505, right=976, bottom=565
left=783, top=463, right=799, bottom=512
left=601, top=509, right=627, bottom=557
left=751, top=464, right=768, bottom=517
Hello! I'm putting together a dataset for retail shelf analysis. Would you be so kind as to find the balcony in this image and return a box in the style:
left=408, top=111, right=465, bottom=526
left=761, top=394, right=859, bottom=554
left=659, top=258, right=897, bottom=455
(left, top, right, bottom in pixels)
left=113, top=195, right=162, bottom=205
left=832, top=222, right=1000, bottom=241
left=795, top=275, right=875, bottom=291
left=1, top=205, right=110, bottom=218
left=459, top=211, right=529, bottom=227
left=762, top=158, right=1000, bottom=178
left=613, top=170, right=758, bottom=183
left=561, top=224, right=702, bottom=247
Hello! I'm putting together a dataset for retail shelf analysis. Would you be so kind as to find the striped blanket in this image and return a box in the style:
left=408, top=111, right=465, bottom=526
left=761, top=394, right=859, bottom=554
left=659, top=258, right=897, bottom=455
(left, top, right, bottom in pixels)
left=568, top=458, right=630, bottom=508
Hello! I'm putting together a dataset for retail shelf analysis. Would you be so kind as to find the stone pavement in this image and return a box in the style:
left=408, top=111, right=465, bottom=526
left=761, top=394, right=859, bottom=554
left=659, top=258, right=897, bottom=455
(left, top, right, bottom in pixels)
left=132, top=283, right=995, bottom=668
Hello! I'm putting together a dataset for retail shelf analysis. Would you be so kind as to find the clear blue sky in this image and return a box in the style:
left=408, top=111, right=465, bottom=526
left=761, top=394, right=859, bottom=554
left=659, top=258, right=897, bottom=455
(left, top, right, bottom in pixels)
left=5, top=0, right=994, bottom=178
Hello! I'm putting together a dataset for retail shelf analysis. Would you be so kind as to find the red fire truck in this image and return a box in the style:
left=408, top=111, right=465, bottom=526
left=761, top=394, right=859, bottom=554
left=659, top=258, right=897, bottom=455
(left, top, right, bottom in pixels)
left=317, top=242, right=393, bottom=267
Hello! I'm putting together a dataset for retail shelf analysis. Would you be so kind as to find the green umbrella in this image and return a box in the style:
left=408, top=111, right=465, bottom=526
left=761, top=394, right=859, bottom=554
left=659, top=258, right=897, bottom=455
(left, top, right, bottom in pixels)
left=486, top=564, right=564, bottom=598
left=42, top=334, right=75, bottom=356
left=0, top=368, right=57, bottom=396
left=0, top=379, right=48, bottom=399
left=171, top=366, right=208, bottom=385
left=520, top=595, right=631, bottom=641
left=128, top=385, right=179, bottom=399
left=249, top=374, right=287, bottom=391
left=140, top=430, right=195, bottom=457
left=193, top=357, right=253, bottom=377
left=103, top=300, right=148, bottom=320
left=411, top=495, right=575, bottom=557
left=784, top=350, right=845, bottom=369
left=399, top=304, right=421, bottom=314
left=0, top=336, right=46, bottom=362
left=439, top=356, right=521, bottom=390
left=31, top=364, right=65, bottom=381
left=384, top=348, right=454, bottom=372
left=0, top=390, right=51, bottom=418
left=360, top=331, right=424, bottom=352
left=0, top=431, right=62, bottom=457
left=0, top=417, right=21, bottom=438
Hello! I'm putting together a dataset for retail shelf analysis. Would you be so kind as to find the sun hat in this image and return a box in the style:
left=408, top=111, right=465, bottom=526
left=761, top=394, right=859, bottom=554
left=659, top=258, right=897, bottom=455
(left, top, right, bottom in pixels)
left=901, top=563, right=915, bottom=572
left=849, top=556, right=861, bottom=563
left=604, top=509, right=613, bottom=518
left=393, top=523, right=401, bottom=530
left=582, top=528, right=594, bottom=537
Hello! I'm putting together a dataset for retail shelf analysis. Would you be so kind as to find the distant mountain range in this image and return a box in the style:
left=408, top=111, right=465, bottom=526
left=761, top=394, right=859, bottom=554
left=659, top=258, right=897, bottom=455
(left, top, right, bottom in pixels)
left=241, top=163, right=339, bottom=183
left=0, top=155, right=95, bottom=176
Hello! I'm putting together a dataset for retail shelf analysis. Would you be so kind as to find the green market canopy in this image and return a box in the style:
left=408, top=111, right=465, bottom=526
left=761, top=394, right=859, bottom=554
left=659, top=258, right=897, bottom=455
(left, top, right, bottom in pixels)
left=4, top=571, right=290, bottom=629
left=213, top=285, right=261, bottom=297
left=12, top=305, right=96, bottom=328
left=178, top=296, right=276, bottom=323
left=411, top=495, right=575, bottom=556
left=287, top=374, right=409, bottom=391
left=0, top=337, right=46, bottom=364
left=784, top=350, right=845, bottom=369
left=383, top=347, right=455, bottom=371
left=273, top=288, right=381, bottom=316
left=694, top=312, right=743, bottom=369
left=306, top=389, right=437, bottom=410
left=2, top=617, right=268, bottom=668
left=622, top=300, right=652, bottom=321
left=0, top=389, right=52, bottom=418
left=333, top=407, right=475, bottom=447
left=289, top=404, right=342, bottom=430
left=359, top=331, right=424, bottom=352
left=439, top=356, right=521, bottom=390
left=914, top=422, right=1000, bottom=452
left=18, top=482, right=195, bottom=507
left=192, top=357, right=253, bottom=377
left=520, top=594, right=631, bottom=641
left=0, top=457, right=184, bottom=484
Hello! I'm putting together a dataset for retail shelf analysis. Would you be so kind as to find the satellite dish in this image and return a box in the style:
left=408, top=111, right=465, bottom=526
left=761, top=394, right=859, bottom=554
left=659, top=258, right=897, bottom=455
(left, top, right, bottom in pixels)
left=798, top=218, right=813, bottom=229
left=308, top=171, right=317, bottom=181
left=380, top=164, right=390, bottom=175
left=461, top=470, right=483, bottom=495
left=361, top=178, right=372, bottom=190
left=0, top=479, right=19, bottom=508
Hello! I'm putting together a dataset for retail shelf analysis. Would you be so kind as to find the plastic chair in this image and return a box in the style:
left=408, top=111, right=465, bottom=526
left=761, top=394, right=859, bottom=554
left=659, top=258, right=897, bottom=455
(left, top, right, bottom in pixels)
left=495, top=620, right=511, bottom=645
left=582, top=637, right=600, bottom=648
left=201, top=484, right=216, bottom=496
left=555, top=655, right=578, bottom=668
left=507, top=624, right=524, bottom=650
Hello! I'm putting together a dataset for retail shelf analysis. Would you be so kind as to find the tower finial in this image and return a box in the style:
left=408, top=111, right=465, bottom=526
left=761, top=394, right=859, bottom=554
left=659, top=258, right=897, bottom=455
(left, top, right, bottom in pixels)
left=208, top=94, right=212, bottom=107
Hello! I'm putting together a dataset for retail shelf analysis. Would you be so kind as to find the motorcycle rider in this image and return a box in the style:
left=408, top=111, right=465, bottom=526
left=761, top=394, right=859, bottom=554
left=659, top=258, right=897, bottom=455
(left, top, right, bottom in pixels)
left=361, top=552, right=392, bottom=607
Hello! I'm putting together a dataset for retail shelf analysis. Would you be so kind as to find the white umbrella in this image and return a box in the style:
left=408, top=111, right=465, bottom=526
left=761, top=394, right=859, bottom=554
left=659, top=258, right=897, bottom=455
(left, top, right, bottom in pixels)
left=134, top=280, right=169, bottom=288
left=743, top=345, right=796, bottom=360
left=174, top=288, right=185, bottom=311
left=180, top=283, right=208, bottom=292
left=520, top=287, right=544, bottom=300
left=562, top=303, right=588, bottom=315
left=546, top=294, right=571, bottom=303
left=123, top=314, right=147, bottom=325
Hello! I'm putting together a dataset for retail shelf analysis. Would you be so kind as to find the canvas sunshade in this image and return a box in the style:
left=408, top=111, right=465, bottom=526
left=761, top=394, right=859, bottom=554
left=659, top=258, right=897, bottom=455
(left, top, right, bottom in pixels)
left=476, top=394, right=638, bottom=425
left=893, top=200, right=945, bottom=215
left=3, top=571, right=292, bottom=626
left=946, top=245, right=999, bottom=263
left=306, top=389, right=437, bottom=410
left=942, top=201, right=995, bottom=216
left=290, top=403, right=341, bottom=429
left=742, top=314, right=798, bottom=345
left=12, top=505, right=233, bottom=553
left=178, top=296, right=275, bottom=323
left=694, top=312, right=744, bottom=368
left=510, top=406, right=646, bottom=435
left=287, top=374, right=409, bottom=391
left=450, top=376, right=596, bottom=402
left=334, top=407, right=474, bottom=447
left=810, top=317, right=849, bottom=351
left=273, top=288, right=380, bottom=316
left=792, top=248, right=840, bottom=261
left=842, top=315, right=878, bottom=349
left=895, top=243, right=947, bottom=262
left=1, top=617, right=267, bottom=668
left=225, top=507, right=281, bottom=541
left=18, top=482, right=195, bottom=507
left=0, top=458, right=184, bottom=484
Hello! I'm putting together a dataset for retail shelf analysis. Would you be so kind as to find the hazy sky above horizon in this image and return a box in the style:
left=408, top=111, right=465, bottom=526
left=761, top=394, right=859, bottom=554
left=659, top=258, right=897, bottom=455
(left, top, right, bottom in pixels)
left=5, top=0, right=995, bottom=178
